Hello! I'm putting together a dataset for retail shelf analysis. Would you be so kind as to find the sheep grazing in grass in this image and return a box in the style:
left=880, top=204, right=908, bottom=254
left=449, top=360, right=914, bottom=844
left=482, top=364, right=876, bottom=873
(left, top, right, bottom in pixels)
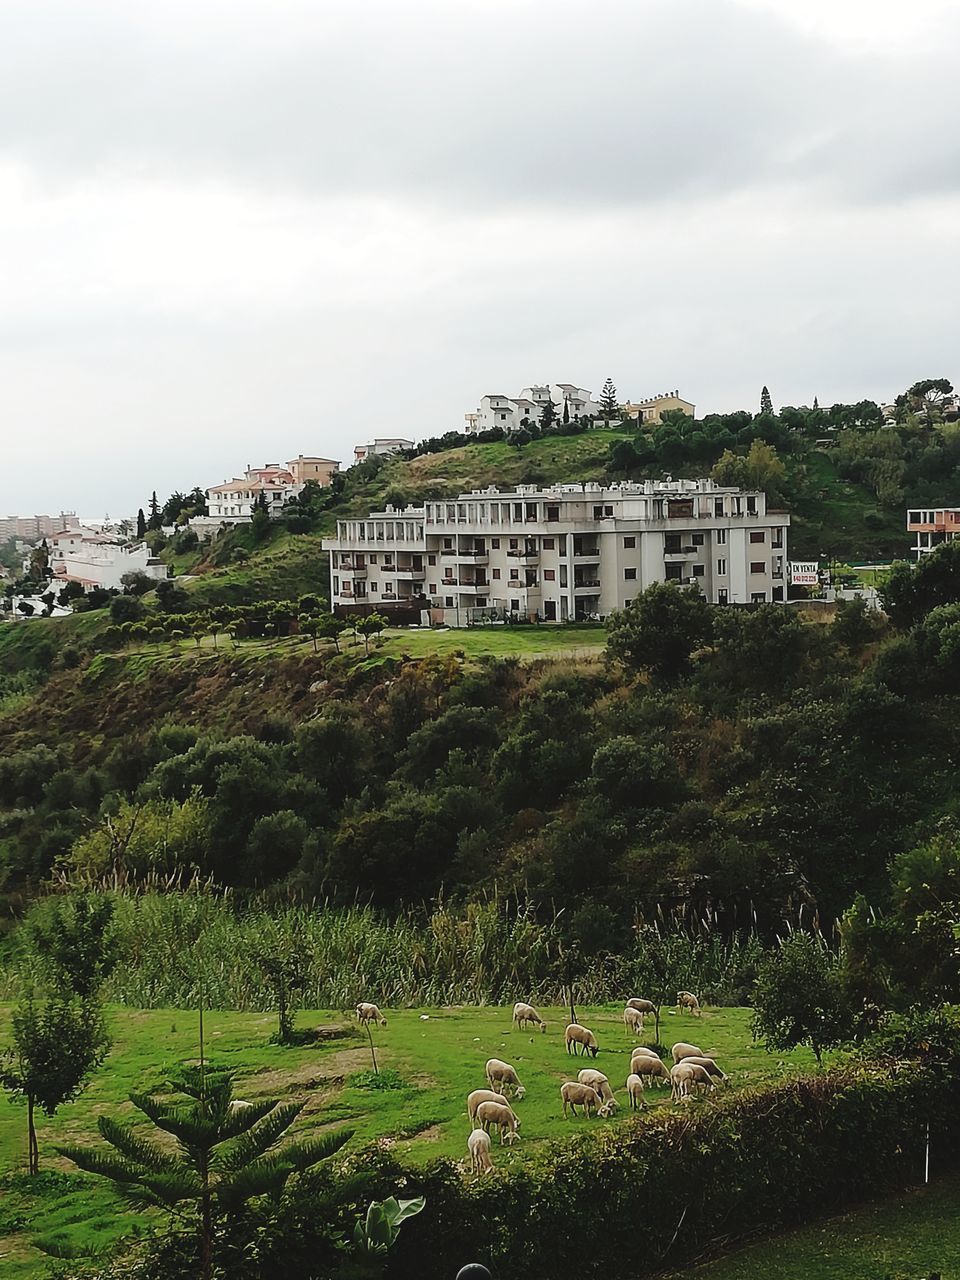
left=467, top=1089, right=509, bottom=1125
left=671, top=1041, right=703, bottom=1064
left=467, top=1127, right=494, bottom=1175
left=560, top=1081, right=610, bottom=1118
left=485, top=1058, right=527, bottom=1099
left=630, top=1045, right=660, bottom=1059
left=677, top=991, right=701, bottom=1016
left=577, top=1068, right=619, bottom=1111
left=512, top=1002, right=546, bottom=1033
left=683, top=1056, right=728, bottom=1083
left=623, top=1007, right=645, bottom=1036
left=670, top=1062, right=698, bottom=1100
left=565, top=1023, right=599, bottom=1058
left=626, top=998, right=656, bottom=1014
left=476, top=1099, right=521, bottom=1144
left=356, top=1002, right=387, bottom=1027
left=629, top=1055, right=670, bottom=1087
left=684, top=1063, right=716, bottom=1095
left=625, top=1073, right=647, bottom=1111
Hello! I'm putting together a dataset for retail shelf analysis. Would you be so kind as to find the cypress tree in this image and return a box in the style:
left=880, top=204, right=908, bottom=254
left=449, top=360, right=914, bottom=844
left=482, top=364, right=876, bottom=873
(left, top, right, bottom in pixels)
left=136, top=509, right=146, bottom=540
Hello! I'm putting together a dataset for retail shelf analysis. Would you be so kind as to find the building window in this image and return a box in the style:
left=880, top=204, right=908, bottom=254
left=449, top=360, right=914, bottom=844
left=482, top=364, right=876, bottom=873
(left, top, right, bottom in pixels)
left=445, top=596, right=454, bottom=607
left=750, top=562, right=765, bottom=574
left=665, top=563, right=683, bottom=581
left=491, top=538, right=500, bottom=548
left=772, top=586, right=784, bottom=601
left=716, top=529, right=727, bottom=545
left=509, top=538, right=518, bottom=549
left=510, top=569, right=519, bottom=580
left=370, top=582, right=378, bottom=591
left=664, top=534, right=682, bottom=554
left=718, top=589, right=728, bottom=605
left=714, top=499, right=724, bottom=516
left=493, top=568, right=501, bottom=580
left=544, top=569, right=556, bottom=580
left=750, top=531, right=765, bottom=544
left=623, top=535, right=636, bottom=548
left=543, top=537, right=555, bottom=549
left=624, top=598, right=632, bottom=606
left=751, top=591, right=766, bottom=602
left=604, top=505, right=614, bottom=516
left=624, top=567, right=637, bottom=580
left=369, top=553, right=377, bottom=563
left=747, top=497, right=757, bottom=515
left=692, top=564, right=705, bottom=577
left=546, top=506, right=560, bottom=522
left=593, top=506, right=603, bottom=520
left=429, top=583, right=436, bottom=593
left=510, top=598, right=520, bottom=611
left=332, top=576, right=339, bottom=592
left=691, top=533, right=704, bottom=546
left=717, top=559, right=726, bottom=575
left=909, top=510, right=921, bottom=523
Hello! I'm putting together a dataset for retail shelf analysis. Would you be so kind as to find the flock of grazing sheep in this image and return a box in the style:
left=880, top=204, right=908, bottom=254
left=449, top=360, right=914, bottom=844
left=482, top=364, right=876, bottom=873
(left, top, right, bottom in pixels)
left=357, top=992, right=730, bottom=1178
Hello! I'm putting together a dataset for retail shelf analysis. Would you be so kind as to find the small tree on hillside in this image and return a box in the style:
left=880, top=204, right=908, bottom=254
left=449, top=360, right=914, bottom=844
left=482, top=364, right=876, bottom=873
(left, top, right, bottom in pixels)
left=23, top=893, right=119, bottom=998
left=136, top=508, right=147, bottom=540
left=599, top=377, right=619, bottom=420
left=539, top=398, right=557, bottom=430
left=760, top=385, right=774, bottom=415
left=60, top=1066, right=352, bottom=1280
left=1, top=990, right=109, bottom=1173
left=147, top=491, right=162, bottom=531
left=606, top=582, right=714, bottom=683
left=251, top=491, right=271, bottom=543
left=753, top=932, right=849, bottom=1066
left=357, top=612, right=387, bottom=655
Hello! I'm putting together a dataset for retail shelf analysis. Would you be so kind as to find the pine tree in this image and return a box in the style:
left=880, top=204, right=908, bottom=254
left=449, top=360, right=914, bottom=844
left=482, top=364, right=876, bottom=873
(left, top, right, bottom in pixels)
left=60, top=1065, right=352, bottom=1280
left=251, top=490, right=271, bottom=543
left=539, top=397, right=557, bottom=430
left=136, top=509, right=146, bottom=540
left=813, top=396, right=820, bottom=412
left=760, top=386, right=774, bottom=415
left=599, top=378, right=619, bottom=420
left=147, top=492, right=162, bottom=531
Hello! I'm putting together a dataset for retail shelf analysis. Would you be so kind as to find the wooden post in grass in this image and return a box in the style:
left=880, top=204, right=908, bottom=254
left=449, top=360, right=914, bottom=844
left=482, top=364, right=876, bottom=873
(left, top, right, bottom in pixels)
left=366, top=1021, right=379, bottom=1075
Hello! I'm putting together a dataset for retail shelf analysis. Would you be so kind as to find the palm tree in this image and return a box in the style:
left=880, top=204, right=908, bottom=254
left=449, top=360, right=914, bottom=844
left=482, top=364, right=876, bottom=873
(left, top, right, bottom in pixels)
left=59, top=1065, right=352, bottom=1280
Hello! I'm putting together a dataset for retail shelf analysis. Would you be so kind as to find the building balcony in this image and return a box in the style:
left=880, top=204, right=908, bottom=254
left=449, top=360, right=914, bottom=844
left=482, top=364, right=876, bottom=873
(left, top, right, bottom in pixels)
left=573, top=547, right=600, bottom=559
left=663, top=548, right=698, bottom=559
left=393, top=566, right=426, bottom=579
left=506, top=549, right=539, bottom=561
left=456, top=581, right=489, bottom=595
left=573, top=580, right=601, bottom=591
left=348, top=564, right=368, bottom=577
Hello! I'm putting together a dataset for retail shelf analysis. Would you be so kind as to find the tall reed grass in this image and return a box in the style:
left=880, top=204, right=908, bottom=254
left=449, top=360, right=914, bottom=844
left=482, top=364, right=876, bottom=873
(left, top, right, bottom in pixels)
left=4, top=890, right=767, bottom=1010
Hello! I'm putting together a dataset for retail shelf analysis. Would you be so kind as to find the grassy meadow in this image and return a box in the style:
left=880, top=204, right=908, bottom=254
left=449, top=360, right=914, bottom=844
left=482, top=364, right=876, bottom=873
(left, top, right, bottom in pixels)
left=0, top=1002, right=812, bottom=1277
left=688, top=1173, right=960, bottom=1279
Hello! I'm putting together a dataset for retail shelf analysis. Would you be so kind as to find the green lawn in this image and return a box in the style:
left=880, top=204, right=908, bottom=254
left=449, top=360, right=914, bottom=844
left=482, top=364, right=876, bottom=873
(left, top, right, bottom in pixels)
left=687, top=1174, right=960, bottom=1279
left=375, top=624, right=607, bottom=658
left=0, top=1003, right=811, bottom=1277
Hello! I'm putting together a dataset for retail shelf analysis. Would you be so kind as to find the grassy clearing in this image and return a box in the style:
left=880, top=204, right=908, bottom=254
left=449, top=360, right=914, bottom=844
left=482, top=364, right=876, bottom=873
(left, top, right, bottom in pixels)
left=687, top=1173, right=960, bottom=1279
left=0, top=1003, right=812, bottom=1277
left=375, top=624, right=606, bottom=659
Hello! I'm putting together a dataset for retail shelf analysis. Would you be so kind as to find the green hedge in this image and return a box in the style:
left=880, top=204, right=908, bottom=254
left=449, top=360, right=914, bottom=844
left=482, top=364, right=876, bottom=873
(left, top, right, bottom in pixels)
left=350, top=1065, right=959, bottom=1280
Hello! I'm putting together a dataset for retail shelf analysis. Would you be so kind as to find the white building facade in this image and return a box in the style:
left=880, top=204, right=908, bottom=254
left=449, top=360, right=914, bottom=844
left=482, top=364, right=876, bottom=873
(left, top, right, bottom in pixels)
left=465, top=384, right=600, bottom=434
left=50, top=530, right=169, bottom=592
left=324, top=479, right=789, bottom=625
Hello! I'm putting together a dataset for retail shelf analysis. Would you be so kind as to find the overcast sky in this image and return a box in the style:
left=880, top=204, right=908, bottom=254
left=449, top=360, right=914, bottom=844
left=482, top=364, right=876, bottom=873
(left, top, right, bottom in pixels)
left=2, top=0, right=958, bottom=516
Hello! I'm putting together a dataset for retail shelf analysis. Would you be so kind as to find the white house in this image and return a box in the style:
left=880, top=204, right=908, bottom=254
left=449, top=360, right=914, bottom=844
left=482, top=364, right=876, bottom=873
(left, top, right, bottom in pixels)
left=464, top=384, right=601, bottom=434
left=354, top=438, right=415, bottom=463
left=49, top=528, right=169, bottom=592
left=194, top=457, right=341, bottom=537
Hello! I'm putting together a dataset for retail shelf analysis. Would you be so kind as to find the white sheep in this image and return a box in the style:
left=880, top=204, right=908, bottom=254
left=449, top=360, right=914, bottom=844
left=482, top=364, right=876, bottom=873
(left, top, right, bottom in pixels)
left=625, top=1073, right=646, bottom=1111
left=476, top=1099, right=521, bottom=1144
left=670, top=1062, right=697, bottom=1100
left=467, top=1127, right=494, bottom=1176
left=356, top=1002, right=387, bottom=1027
left=626, top=998, right=656, bottom=1014
left=485, top=1058, right=527, bottom=1099
left=560, top=1081, right=610, bottom=1118
left=684, top=1062, right=716, bottom=1095
left=512, top=1002, right=546, bottom=1033
left=677, top=991, right=701, bottom=1016
left=671, top=1041, right=703, bottom=1064
left=577, top=1068, right=619, bottom=1111
left=629, top=1054, right=670, bottom=1087
left=467, top=1088, right=510, bottom=1125
left=630, top=1045, right=660, bottom=1059
left=564, top=1023, right=599, bottom=1058
left=623, top=1007, right=645, bottom=1036
left=683, top=1056, right=728, bottom=1082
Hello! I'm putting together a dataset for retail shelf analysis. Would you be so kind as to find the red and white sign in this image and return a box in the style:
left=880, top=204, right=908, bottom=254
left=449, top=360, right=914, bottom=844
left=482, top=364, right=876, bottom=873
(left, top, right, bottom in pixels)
left=789, top=561, right=820, bottom=586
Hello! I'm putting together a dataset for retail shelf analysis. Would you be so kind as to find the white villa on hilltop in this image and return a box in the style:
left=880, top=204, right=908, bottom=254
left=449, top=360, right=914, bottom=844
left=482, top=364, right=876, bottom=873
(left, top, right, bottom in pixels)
left=464, top=384, right=600, bottom=434
left=323, top=478, right=789, bottom=626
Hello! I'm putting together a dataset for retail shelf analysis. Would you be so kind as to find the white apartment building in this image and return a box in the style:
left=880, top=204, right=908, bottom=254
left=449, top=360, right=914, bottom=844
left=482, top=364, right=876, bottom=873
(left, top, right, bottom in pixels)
left=193, top=456, right=341, bottom=536
left=464, top=384, right=600, bottom=434
left=0, top=512, right=79, bottom=543
left=324, top=479, right=789, bottom=625
left=50, top=529, right=169, bottom=592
